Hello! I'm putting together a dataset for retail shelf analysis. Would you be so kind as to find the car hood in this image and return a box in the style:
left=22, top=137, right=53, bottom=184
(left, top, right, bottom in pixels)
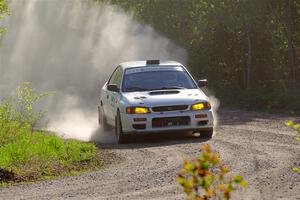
left=122, top=89, right=209, bottom=107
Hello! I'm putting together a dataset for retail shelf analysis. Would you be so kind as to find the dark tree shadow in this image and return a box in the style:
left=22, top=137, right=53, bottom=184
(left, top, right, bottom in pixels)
left=0, top=168, right=15, bottom=182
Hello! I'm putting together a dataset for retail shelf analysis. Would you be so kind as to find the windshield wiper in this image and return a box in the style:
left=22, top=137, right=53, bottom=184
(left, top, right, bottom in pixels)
left=159, top=86, right=186, bottom=90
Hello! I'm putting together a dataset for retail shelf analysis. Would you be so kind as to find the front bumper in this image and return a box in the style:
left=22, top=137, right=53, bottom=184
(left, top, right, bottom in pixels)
left=120, top=110, right=214, bottom=134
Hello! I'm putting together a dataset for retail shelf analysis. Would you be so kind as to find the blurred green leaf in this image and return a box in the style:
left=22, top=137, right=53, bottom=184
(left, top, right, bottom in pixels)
left=286, top=121, right=294, bottom=127
left=233, top=175, right=243, bottom=183
left=292, top=167, right=299, bottom=173
left=177, top=144, right=246, bottom=199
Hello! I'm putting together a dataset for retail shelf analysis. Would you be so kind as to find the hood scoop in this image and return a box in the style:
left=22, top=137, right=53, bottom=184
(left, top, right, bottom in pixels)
left=149, top=90, right=180, bottom=95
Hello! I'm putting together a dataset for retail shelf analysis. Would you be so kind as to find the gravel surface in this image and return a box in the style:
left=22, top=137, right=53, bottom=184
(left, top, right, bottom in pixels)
left=1, top=109, right=300, bottom=200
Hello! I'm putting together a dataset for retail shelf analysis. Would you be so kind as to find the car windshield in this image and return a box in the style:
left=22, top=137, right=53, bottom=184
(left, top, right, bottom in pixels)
left=122, top=66, right=197, bottom=92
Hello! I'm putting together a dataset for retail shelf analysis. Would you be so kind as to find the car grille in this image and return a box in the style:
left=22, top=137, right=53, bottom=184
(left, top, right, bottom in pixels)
left=152, top=116, right=190, bottom=128
left=152, top=105, right=188, bottom=112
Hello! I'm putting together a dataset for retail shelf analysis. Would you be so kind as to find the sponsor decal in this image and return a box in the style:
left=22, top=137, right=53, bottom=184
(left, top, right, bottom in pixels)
left=125, top=66, right=183, bottom=75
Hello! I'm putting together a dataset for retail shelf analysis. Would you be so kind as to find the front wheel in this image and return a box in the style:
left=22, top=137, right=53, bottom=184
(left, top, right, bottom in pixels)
left=200, top=128, right=214, bottom=139
left=115, top=111, right=127, bottom=144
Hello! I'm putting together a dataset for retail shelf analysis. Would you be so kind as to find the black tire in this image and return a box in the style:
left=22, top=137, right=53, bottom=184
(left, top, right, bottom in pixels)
left=200, top=128, right=214, bottom=139
left=115, top=111, right=127, bottom=144
left=98, top=105, right=110, bottom=131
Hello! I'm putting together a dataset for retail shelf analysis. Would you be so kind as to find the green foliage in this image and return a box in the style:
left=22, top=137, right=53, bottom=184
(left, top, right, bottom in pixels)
left=178, top=144, right=247, bottom=200
left=15, top=82, right=54, bottom=127
left=0, top=0, right=10, bottom=35
left=215, top=86, right=300, bottom=113
left=0, top=83, right=96, bottom=182
left=98, top=0, right=300, bottom=112
left=286, top=121, right=300, bottom=173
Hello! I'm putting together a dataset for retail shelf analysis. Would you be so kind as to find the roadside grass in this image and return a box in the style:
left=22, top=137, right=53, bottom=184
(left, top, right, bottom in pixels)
left=0, top=83, right=102, bottom=184
left=286, top=121, right=300, bottom=173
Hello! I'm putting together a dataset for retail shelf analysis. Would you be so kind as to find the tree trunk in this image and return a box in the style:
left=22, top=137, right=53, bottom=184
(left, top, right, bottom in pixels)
left=245, top=22, right=252, bottom=90
left=287, top=0, right=296, bottom=89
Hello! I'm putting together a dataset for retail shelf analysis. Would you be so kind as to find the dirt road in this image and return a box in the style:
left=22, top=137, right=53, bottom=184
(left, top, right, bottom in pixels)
left=1, top=109, right=300, bottom=200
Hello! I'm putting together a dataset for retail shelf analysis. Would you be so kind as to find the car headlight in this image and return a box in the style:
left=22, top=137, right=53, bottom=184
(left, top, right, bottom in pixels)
left=126, top=107, right=151, bottom=114
left=191, top=102, right=211, bottom=110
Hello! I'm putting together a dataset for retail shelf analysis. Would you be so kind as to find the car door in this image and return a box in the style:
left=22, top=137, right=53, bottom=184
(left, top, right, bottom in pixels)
left=102, top=67, right=118, bottom=123
left=101, top=81, right=110, bottom=122
left=106, top=66, right=122, bottom=122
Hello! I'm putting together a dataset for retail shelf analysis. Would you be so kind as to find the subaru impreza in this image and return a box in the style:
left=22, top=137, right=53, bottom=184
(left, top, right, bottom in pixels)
left=98, top=60, right=214, bottom=143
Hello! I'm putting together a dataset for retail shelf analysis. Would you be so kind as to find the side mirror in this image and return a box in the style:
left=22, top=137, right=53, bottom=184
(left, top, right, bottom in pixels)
left=107, top=84, right=119, bottom=92
left=197, top=79, right=208, bottom=88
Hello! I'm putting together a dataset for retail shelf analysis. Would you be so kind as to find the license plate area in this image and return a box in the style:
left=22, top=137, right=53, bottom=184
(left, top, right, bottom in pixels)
left=152, top=116, right=190, bottom=128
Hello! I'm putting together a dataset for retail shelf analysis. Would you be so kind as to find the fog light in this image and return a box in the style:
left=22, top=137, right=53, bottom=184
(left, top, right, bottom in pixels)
left=198, top=120, right=208, bottom=126
left=134, top=118, right=147, bottom=122
left=132, top=124, right=146, bottom=130
left=195, top=114, right=207, bottom=118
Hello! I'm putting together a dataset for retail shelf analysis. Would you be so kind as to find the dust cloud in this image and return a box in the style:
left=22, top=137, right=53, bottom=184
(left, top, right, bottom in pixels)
left=209, top=96, right=220, bottom=127
left=202, top=89, right=221, bottom=135
left=0, top=0, right=186, bottom=142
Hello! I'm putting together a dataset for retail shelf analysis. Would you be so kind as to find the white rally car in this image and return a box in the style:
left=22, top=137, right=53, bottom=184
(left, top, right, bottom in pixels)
left=98, top=60, right=214, bottom=143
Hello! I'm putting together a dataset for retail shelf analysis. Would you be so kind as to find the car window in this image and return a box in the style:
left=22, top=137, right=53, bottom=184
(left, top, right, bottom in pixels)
left=108, top=66, right=122, bottom=87
left=122, top=67, right=197, bottom=92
